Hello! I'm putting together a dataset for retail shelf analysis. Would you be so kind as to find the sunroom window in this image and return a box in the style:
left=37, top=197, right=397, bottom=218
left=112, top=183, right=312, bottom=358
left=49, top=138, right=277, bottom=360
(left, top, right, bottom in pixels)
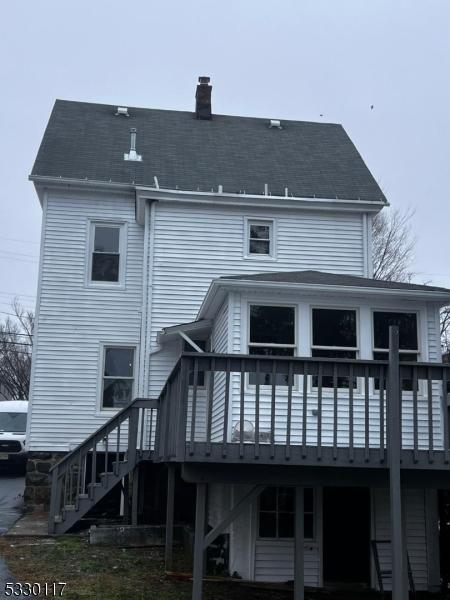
left=258, top=487, right=314, bottom=539
left=248, top=305, right=296, bottom=385
left=102, top=347, right=135, bottom=408
left=90, top=224, right=122, bottom=283
left=373, top=311, right=418, bottom=390
left=311, top=308, right=358, bottom=388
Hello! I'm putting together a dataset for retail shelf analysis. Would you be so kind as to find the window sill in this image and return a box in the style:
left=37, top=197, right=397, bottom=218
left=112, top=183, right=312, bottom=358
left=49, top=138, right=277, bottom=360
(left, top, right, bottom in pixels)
left=86, top=281, right=126, bottom=291
left=243, top=254, right=277, bottom=261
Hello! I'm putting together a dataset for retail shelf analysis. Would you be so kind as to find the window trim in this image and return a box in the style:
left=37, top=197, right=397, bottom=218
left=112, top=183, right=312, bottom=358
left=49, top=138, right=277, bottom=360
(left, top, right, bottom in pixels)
left=97, top=342, right=137, bottom=413
left=371, top=309, right=420, bottom=355
left=371, top=309, right=421, bottom=394
left=244, top=218, right=276, bottom=259
left=246, top=302, right=297, bottom=390
left=87, top=220, right=127, bottom=288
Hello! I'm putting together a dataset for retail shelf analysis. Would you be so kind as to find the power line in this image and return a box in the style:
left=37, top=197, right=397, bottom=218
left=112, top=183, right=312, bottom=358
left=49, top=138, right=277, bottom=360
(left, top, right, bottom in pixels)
left=0, top=332, right=33, bottom=337
left=0, top=341, right=32, bottom=346
left=0, top=250, right=39, bottom=259
left=0, top=291, right=36, bottom=299
left=0, top=255, right=38, bottom=265
left=0, top=236, right=39, bottom=245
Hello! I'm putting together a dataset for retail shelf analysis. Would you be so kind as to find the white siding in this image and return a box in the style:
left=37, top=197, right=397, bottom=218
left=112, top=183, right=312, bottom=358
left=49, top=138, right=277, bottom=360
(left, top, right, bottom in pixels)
left=372, top=488, right=429, bottom=591
left=223, top=293, right=445, bottom=452
left=254, top=539, right=320, bottom=585
left=28, top=190, right=143, bottom=451
left=148, top=202, right=366, bottom=397
left=211, top=300, right=230, bottom=441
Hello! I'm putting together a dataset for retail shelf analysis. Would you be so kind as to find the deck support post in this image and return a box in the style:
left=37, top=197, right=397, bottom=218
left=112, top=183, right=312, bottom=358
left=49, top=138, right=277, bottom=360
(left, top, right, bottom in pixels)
left=165, top=464, right=176, bottom=571
left=294, top=486, right=305, bottom=600
left=131, top=465, right=139, bottom=526
left=388, top=326, right=408, bottom=600
left=192, top=483, right=207, bottom=600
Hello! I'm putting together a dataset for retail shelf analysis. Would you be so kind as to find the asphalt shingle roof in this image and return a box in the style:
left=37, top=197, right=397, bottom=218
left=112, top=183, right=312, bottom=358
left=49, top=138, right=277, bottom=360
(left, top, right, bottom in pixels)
left=221, top=270, right=450, bottom=293
left=31, top=100, right=387, bottom=202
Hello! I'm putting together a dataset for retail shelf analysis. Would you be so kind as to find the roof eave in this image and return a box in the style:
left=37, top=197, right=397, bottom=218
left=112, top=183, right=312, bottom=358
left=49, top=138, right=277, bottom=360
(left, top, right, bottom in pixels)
left=198, top=278, right=450, bottom=320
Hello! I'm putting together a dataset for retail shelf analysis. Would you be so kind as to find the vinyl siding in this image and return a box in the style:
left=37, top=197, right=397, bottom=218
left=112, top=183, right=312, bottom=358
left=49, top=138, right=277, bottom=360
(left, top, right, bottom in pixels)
left=148, top=202, right=366, bottom=397
left=211, top=300, right=230, bottom=441
left=28, top=190, right=143, bottom=451
left=254, top=540, right=320, bottom=585
left=223, top=293, right=445, bottom=452
left=372, top=488, right=429, bottom=591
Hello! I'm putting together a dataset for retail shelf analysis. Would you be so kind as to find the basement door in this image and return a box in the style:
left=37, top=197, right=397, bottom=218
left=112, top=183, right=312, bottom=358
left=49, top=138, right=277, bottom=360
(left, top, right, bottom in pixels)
left=323, top=487, right=371, bottom=585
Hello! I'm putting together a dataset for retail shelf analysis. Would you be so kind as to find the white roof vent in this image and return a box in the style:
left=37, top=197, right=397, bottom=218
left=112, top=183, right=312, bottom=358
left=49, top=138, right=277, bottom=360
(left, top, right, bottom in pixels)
left=115, top=106, right=129, bottom=117
left=269, top=119, right=282, bottom=129
left=124, top=128, right=142, bottom=162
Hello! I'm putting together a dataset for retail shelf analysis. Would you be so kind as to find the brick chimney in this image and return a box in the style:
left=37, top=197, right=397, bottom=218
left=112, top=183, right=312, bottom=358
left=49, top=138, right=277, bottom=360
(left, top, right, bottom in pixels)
left=195, top=76, right=212, bottom=120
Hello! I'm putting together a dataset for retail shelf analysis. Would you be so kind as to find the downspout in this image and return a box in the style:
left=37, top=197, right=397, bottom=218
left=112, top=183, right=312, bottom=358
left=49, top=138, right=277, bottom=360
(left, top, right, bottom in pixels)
left=138, top=200, right=157, bottom=397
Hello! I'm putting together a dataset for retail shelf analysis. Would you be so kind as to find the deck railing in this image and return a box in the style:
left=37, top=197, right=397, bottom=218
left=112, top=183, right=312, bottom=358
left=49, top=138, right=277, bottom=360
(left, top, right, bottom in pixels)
left=156, top=352, right=450, bottom=467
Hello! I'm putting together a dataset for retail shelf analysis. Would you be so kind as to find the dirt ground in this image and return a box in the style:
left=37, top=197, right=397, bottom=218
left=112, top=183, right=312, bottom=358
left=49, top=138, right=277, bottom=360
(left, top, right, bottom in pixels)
left=0, top=534, right=449, bottom=600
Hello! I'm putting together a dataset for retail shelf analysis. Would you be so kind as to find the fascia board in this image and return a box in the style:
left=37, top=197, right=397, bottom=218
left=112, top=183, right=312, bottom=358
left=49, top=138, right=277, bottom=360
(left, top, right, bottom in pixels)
left=198, top=279, right=450, bottom=319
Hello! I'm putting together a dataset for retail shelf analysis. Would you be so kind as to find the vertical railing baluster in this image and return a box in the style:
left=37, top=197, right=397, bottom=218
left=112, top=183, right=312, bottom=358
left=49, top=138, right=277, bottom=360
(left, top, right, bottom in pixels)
left=333, top=364, right=338, bottom=460
left=255, top=360, right=260, bottom=459
left=239, top=360, right=245, bottom=459
left=379, top=366, right=385, bottom=463
left=286, top=361, right=293, bottom=460
left=104, top=434, right=109, bottom=474
left=116, top=423, right=121, bottom=474
left=442, top=367, right=449, bottom=463
left=270, top=361, right=276, bottom=459
left=75, top=452, right=82, bottom=507
left=302, top=362, right=308, bottom=458
left=189, top=360, right=199, bottom=456
left=91, top=442, right=97, bottom=489
left=149, top=408, right=154, bottom=452
left=427, top=367, right=434, bottom=462
left=413, top=366, right=419, bottom=463
left=206, top=359, right=215, bottom=456
left=222, top=361, right=230, bottom=457
left=317, top=363, right=323, bottom=461
left=364, top=366, right=370, bottom=462
left=349, top=364, right=354, bottom=463
left=139, top=408, right=145, bottom=453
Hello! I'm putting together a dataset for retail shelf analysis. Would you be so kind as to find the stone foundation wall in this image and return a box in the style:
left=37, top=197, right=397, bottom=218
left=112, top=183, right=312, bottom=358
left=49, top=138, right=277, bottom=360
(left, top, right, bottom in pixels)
left=25, top=451, right=66, bottom=508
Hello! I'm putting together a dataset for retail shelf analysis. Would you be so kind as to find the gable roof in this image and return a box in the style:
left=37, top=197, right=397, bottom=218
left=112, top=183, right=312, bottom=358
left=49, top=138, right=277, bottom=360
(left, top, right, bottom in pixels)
left=31, top=100, right=386, bottom=202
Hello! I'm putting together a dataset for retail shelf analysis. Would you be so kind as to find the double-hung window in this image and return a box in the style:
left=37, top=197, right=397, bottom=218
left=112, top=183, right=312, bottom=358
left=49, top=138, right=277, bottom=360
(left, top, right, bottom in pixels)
left=258, top=487, right=314, bottom=539
left=373, top=311, right=418, bottom=390
left=311, top=308, right=358, bottom=388
left=90, top=223, right=123, bottom=283
left=247, top=220, right=273, bottom=256
left=248, top=304, right=296, bottom=385
left=102, top=347, right=135, bottom=409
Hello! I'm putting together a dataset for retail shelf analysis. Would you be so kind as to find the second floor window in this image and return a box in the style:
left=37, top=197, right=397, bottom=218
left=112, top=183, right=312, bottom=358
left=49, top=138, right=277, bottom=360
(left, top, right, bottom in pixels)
left=247, top=220, right=273, bottom=256
left=373, top=311, right=418, bottom=390
left=102, top=347, right=135, bottom=409
left=311, top=308, right=358, bottom=388
left=90, top=223, right=122, bottom=283
left=249, top=304, right=296, bottom=385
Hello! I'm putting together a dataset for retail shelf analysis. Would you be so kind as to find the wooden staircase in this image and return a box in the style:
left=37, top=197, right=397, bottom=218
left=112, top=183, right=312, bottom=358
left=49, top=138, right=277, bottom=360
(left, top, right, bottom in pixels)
left=48, top=398, right=158, bottom=534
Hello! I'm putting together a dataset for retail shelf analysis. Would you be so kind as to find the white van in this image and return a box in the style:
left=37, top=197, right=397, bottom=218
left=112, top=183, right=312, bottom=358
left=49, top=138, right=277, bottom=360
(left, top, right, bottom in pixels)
left=0, top=400, right=28, bottom=465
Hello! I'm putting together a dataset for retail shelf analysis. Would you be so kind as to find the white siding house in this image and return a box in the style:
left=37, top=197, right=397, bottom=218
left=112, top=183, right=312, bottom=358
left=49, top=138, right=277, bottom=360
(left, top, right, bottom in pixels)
left=26, top=89, right=450, bottom=595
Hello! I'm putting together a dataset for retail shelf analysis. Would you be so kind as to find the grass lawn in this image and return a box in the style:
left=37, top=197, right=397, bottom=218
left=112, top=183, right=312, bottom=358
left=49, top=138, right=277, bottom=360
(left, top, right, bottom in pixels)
left=0, top=534, right=449, bottom=600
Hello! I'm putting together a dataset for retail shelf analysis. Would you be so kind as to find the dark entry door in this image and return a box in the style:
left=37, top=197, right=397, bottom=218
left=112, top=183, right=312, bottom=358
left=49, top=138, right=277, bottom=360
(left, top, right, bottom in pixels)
left=323, top=487, right=371, bottom=585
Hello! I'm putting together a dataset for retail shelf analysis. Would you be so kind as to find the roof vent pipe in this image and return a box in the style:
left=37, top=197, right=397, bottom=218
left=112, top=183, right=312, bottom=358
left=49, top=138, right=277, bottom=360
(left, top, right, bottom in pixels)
left=195, top=76, right=212, bottom=120
left=124, top=128, right=142, bottom=162
left=269, top=119, right=282, bottom=129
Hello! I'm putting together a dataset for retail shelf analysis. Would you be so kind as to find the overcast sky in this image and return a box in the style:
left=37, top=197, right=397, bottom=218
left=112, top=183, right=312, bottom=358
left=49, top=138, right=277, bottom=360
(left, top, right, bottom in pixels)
left=0, top=0, right=449, bottom=317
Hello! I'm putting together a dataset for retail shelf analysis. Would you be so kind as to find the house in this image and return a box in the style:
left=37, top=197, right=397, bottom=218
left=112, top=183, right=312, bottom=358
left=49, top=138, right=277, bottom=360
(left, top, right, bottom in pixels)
left=26, top=77, right=450, bottom=599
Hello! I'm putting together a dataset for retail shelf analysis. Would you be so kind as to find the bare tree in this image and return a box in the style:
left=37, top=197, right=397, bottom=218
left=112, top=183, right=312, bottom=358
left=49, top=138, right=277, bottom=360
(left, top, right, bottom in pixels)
left=0, top=300, right=34, bottom=401
left=372, top=208, right=416, bottom=282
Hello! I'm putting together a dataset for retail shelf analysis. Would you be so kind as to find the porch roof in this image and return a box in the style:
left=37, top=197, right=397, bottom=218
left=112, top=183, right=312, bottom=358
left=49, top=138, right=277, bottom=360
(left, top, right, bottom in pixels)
left=198, top=270, right=450, bottom=319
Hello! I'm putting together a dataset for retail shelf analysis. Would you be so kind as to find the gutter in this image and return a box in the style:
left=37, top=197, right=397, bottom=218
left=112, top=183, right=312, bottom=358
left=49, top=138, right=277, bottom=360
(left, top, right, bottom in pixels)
left=27, top=175, right=387, bottom=220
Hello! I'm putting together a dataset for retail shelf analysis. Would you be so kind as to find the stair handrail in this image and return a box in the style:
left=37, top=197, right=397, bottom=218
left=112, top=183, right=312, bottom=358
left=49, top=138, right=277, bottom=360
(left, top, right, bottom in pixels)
left=49, top=397, right=158, bottom=475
